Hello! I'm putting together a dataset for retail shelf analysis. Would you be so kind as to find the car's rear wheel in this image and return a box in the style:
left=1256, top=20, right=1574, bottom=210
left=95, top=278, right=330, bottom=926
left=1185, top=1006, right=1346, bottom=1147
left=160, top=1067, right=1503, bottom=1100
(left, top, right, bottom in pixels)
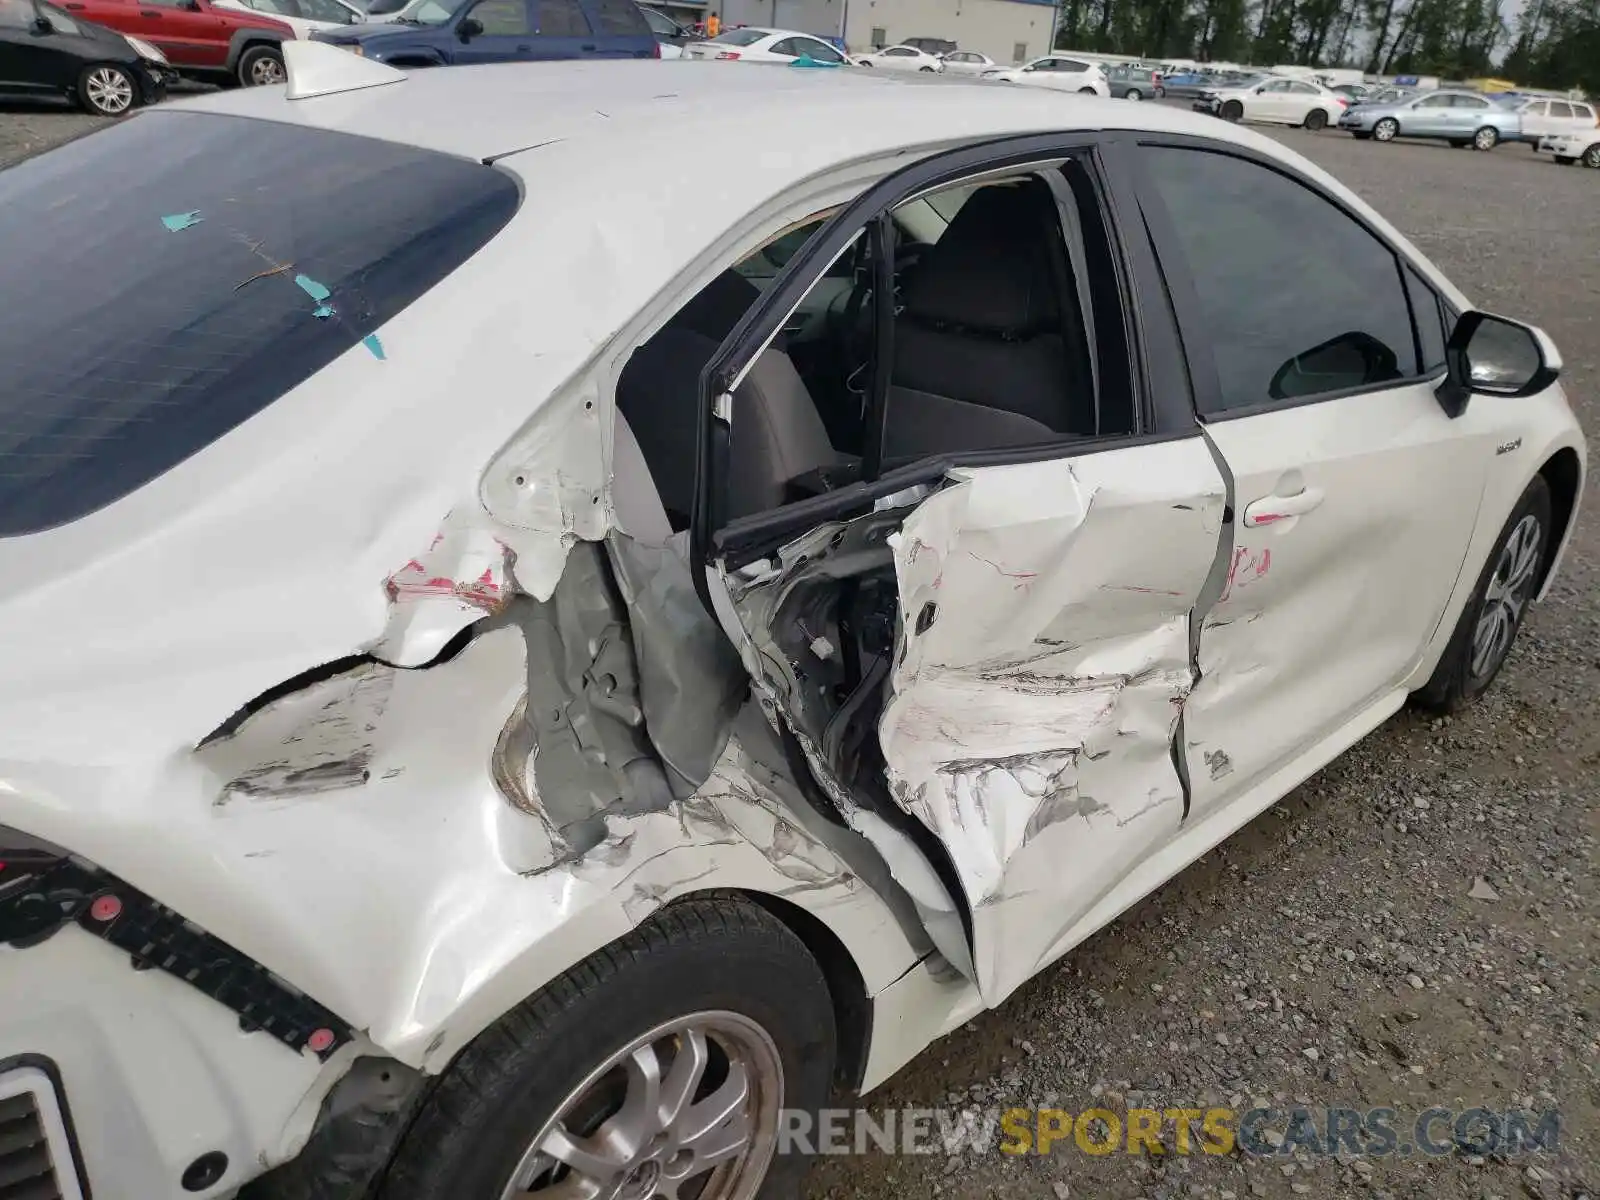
left=380, top=896, right=836, bottom=1200
left=1473, top=125, right=1500, bottom=150
left=239, top=44, right=285, bottom=86
left=1303, top=107, right=1328, bottom=131
left=1125, top=87, right=1143, bottom=100
left=1583, top=143, right=1600, bottom=168
left=78, top=64, right=136, bottom=116
left=1414, top=475, right=1552, bottom=714
left=1373, top=117, right=1399, bottom=141
left=1220, top=99, right=1243, bottom=120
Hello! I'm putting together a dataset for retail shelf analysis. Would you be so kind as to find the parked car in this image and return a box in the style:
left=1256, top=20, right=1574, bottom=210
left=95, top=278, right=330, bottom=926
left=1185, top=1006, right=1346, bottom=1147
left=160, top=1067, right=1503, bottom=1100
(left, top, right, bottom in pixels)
left=937, top=48, right=994, bottom=75
left=1538, top=128, right=1600, bottom=167
left=1349, top=83, right=1414, bottom=107
left=1330, top=81, right=1370, bottom=100
left=854, top=42, right=942, bottom=72
left=313, top=0, right=658, bottom=64
left=0, top=40, right=1581, bottom=1200
left=1106, top=62, right=1163, bottom=99
left=214, top=0, right=364, bottom=37
left=1517, top=96, right=1598, bottom=147
left=636, top=1, right=686, bottom=57
left=982, top=53, right=1108, bottom=96
left=681, top=25, right=847, bottom=64
left=1160, top=69, right=1216, bottom=98
left=1338, top=88, right=1522, bottom=149
left=0, top=0, right=172, bottom=112
left=62, top=0, right=292, bottom=84
left=1196, top=74, right=1348, bottom=129
left=898, top=34, right=954, bottom=55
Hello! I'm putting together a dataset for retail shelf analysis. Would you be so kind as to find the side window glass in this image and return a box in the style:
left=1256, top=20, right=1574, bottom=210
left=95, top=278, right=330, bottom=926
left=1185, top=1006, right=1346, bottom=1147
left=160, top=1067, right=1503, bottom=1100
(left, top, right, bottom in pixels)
left=532, top=0, right=586, bottom=35
left=469, top=0, right=530, bottom=33
left=803, top=40, right=844, bottom=61
left=1456, top=95, right=1488, bottom=109
left=1141, top=146, right=1419, bottom=412
left=1417, top=94, right=1450, bottom=108
left=1402, top=266, right=1447, bottom=374
left=590, top=0, right=648, bottom=34
left=768, top=37, right=798, bottom=55
left=1550, top=101, right=1573, bottom=119
left=298, top=0, right=355, bottom=20
left=1575, top=103, right=1595, bottom=121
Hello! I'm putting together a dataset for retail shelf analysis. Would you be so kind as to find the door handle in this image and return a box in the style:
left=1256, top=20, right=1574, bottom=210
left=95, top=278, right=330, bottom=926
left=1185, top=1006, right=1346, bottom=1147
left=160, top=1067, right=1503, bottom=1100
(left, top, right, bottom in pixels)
left=1243, top=486, right=1323, bottom=528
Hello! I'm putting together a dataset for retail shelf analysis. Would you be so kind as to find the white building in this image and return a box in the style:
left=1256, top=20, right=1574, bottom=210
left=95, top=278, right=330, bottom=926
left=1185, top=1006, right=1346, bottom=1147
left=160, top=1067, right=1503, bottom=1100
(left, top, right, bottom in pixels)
left=716, top=0, right=1057, bottom=62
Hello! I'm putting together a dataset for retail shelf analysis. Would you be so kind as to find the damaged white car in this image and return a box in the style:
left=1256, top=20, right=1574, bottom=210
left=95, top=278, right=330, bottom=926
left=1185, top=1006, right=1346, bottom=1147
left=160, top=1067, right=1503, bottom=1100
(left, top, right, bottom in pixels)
left=0, top=44, right=1585, bottom=1200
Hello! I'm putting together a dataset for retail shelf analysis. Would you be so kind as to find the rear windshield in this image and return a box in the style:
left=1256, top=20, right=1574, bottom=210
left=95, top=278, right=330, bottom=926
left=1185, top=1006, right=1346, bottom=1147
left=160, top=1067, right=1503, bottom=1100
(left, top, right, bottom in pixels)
left=712, top=28, right=766, bottom=45
left=0, top=111, right=519, bottom=538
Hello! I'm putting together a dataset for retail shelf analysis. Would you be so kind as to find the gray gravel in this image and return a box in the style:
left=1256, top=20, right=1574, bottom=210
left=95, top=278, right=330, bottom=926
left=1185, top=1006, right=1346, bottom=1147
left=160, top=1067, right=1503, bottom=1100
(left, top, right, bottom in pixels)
left=2, top=104, right=1594, bottom=1200
left=805, top=129, right=1599, bottom=1200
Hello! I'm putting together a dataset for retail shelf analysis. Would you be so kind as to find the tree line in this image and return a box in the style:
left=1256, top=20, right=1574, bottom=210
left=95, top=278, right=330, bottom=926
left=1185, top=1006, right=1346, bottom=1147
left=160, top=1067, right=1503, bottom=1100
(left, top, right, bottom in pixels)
left=1054, top=0, right=1599, bottom=93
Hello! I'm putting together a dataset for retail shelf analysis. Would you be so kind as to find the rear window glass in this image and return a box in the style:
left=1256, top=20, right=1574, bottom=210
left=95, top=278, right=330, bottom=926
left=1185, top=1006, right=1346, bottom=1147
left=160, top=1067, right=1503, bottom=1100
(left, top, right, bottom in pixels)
left=712, top=27, right=766, bottom=45
left=591, top=0, right=649, bottom=34
left=0, top=111, right=519, bottom=538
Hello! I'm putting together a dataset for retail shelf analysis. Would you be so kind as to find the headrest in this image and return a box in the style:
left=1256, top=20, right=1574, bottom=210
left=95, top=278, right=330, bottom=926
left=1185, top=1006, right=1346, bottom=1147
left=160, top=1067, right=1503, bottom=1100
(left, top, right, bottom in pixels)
left=900, top=180, right=1063, bottom=336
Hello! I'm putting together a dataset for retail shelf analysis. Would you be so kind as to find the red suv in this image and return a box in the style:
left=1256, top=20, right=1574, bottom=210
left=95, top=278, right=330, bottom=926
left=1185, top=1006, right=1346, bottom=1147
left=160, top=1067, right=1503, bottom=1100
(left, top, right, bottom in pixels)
left=60, top=0, right=294, bottom=85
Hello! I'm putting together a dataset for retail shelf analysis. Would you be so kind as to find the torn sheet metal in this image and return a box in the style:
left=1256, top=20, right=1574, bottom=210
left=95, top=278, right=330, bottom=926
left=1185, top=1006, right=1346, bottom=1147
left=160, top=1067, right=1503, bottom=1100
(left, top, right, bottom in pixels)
left=374, top=508, right=517, bottom=666
left=877, top=442, right=1227, bottom=1005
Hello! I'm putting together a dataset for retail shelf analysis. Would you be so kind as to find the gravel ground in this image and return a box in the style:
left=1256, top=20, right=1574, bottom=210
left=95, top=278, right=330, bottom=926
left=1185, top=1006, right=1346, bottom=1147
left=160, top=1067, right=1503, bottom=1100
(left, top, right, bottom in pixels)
left=2, top=103, right=1594, bottom=1200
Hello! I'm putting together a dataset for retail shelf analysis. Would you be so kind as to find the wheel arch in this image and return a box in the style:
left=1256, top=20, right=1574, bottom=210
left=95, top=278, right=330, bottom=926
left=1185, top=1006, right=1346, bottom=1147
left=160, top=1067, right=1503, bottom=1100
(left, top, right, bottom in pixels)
left=1535, top=445, right=1584, bottom=598
left=732, top=889, right=873, bottom=1093
left=225, top=27, right=287, bottom=72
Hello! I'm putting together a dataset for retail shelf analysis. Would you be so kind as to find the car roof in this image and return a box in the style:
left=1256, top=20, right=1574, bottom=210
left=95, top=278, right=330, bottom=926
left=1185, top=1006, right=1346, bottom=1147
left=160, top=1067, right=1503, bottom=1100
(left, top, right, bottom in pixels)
left=172, top=58, right=1263, bottom=162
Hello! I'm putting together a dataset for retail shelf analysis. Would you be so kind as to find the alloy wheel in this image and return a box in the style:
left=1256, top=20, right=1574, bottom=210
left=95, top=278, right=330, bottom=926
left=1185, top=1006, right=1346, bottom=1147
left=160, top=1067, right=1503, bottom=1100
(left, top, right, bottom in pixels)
left=1474, top=126, right=1498, bottom=150
left=251, top=55, right=286, bottom=85
left=1469, top=513, right=1543, bottom=680
left=1374, top=118, right=1398, bottom=141
left=499, top=1011, right=784, bottom=1200
left=85, top=67, right=133, bottom=115
left=1584, top=143, right=1600, bottom=168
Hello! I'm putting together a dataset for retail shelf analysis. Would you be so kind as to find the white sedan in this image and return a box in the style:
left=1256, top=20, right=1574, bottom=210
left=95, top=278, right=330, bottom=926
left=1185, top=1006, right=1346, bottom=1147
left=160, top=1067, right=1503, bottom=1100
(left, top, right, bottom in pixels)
left=1195, top=74, right=1350, bottom=129
left=215, top=0, right=366, bottom=36
left=939, top=49, right=998, bottom=75
left=982, top=53, right=1109, bottom=96
left=0, top=41, right=1582, bottom=1200
left=854, top=44, right=943, bottom=72
left=681, top=26, right=850, bottom=64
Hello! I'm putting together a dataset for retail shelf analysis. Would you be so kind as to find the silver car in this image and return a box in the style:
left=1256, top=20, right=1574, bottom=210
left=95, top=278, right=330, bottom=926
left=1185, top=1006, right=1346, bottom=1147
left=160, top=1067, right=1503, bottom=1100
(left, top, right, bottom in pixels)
left=1338, top=88, right=1522, bottom=150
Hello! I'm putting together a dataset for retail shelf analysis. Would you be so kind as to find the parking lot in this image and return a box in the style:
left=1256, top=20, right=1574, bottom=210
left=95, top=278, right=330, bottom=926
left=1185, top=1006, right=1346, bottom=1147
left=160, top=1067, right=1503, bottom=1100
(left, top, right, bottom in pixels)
left=2, top=97, right=1593, bottom=1200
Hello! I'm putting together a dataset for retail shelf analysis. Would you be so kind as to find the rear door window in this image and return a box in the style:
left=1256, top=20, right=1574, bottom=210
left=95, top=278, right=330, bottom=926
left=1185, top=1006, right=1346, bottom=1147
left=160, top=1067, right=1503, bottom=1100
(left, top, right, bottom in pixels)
left=589, top=0, right=648, bottom=35
left=0, top=111, right=519, bottom=538
left=532, top=0, right=587, bottom=33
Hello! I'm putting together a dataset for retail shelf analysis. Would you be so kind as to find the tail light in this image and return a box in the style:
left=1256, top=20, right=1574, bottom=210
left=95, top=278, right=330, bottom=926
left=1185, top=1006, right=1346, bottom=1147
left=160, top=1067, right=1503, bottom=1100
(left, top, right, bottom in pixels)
left=651, top=41, right=661, bottom=57
left=715, top=49, right=740, bottom=59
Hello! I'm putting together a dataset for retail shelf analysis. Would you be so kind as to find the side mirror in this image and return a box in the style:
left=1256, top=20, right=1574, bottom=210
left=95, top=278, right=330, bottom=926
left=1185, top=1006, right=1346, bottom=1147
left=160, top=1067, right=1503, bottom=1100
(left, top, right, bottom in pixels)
left=32, top=13, right=52, bottom=30
left=1437, top=311, right=1561, bottom=417
left=457, top=14, right=482, bottom=36
left=1254, top=84, right=1267, bottom=93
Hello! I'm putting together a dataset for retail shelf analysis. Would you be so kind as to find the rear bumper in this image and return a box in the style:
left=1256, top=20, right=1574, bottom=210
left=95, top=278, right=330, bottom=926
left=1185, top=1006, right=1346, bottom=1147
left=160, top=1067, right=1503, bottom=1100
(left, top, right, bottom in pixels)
left=0, top=928, right=337, bottom=1198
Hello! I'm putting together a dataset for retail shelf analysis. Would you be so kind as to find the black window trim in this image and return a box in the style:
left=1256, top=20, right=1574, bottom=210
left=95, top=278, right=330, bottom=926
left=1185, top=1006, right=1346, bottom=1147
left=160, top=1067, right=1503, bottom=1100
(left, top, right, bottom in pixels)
left=687, top=131, right=1199, bottom=583
left=1126, top=132, right=1456, bottom=423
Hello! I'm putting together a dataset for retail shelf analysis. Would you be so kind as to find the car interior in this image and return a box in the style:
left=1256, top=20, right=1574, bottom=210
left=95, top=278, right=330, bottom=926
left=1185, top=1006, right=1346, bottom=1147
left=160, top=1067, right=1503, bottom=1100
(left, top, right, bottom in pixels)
left=614, top=158, right=1136, bottom=533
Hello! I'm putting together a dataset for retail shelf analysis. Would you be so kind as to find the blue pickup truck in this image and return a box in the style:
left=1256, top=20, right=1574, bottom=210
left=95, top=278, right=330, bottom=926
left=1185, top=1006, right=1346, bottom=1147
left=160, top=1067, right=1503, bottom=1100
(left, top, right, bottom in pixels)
left=314, top=0, right=658, bottom=65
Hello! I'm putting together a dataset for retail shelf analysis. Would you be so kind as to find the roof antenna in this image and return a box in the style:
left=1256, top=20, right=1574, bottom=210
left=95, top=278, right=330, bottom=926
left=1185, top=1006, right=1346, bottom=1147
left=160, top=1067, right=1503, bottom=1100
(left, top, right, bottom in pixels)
left=284, top=40, right=407, bottom=100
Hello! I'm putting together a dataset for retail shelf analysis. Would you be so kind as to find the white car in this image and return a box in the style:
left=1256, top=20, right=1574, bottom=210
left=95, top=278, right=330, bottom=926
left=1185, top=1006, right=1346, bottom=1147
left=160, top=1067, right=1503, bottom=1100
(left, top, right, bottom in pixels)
left=938, top=48, right=997, bottom=75
left=1538, top=128, right=1600, bottom=167
left=216, top=0, right=366, bottom=35
left=681, top=26, right=850, bottom=65
left=854, top=44, right=943, bottom=72
left=1519, top=95, right=1598, bottom=148
left=1195, top=74, right=1349, bottom=129
left=0, top=42, right=1583, bottom=1200
left=982, top=53, right=1109, bottom=97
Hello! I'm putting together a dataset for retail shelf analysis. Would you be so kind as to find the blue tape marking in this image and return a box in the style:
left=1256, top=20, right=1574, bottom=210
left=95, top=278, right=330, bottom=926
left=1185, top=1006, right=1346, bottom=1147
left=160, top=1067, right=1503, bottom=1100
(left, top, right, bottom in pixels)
left=160, top=212, right=203, bottom=232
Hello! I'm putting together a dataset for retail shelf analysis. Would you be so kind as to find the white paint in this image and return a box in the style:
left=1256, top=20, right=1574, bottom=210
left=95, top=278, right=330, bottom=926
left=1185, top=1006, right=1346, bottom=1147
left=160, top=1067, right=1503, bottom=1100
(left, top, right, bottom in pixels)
left=981, top=54, right=1109, bottom=96
left=283, top=38, right=406, bottom=97
left=877, top=441, right=1227, bottom=1003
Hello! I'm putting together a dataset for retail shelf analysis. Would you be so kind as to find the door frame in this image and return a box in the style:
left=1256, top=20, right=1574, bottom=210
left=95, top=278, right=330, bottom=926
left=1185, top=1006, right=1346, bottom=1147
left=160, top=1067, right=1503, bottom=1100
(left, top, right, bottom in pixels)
left=687, top=130, right=1202, bottom=586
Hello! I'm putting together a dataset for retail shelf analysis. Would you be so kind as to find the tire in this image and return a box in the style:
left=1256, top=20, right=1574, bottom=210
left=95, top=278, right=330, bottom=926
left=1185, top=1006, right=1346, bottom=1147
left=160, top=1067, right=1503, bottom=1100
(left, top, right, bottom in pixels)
left=1556, top=155, right=1577, bottom=165
left=1304, top=107, right=1328, bottom=131
left=238, top=44, right=285, bottom=86
left=1584, top=142, right=1600, bottom=168
left=1125, top=87, right=1143, bottom=100
left=1413, top=475, right=1552, bottom=714
left=77, top=63, right=136, bottom=116
left=1373, top=117, right=1399, bottom=142
left=1473, top=125, right=1499, bottom=150
left=1220, top=99, right=1243, bottom=121
left=858, top=60, right=872, bottom=66
left=380, top=897, right=837, bottom=1200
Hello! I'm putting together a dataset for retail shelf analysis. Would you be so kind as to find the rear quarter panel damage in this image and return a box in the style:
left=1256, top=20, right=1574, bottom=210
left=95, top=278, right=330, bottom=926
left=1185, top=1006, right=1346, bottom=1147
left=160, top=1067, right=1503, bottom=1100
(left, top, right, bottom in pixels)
left=877, top=443, right=1228, bottom=1004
